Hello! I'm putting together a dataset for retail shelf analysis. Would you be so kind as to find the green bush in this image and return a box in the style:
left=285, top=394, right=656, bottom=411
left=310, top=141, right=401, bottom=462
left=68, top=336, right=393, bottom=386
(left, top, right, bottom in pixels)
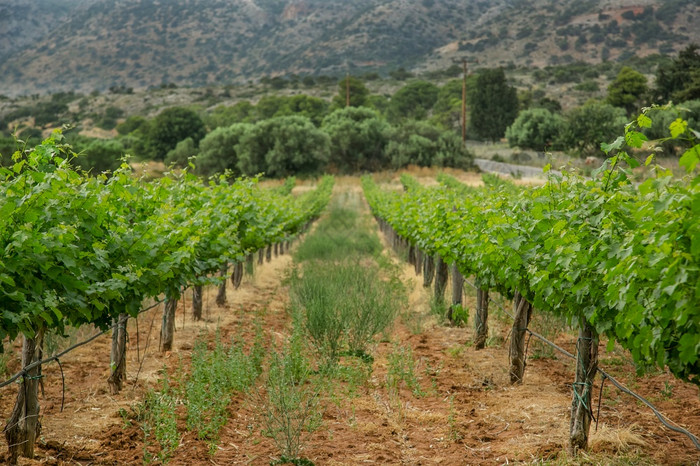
left=147, top=107, right=206, bottom=160
left=72, top=138, right=126, bottom=174
left=387, top=120, right=474, bottom=169
left=205, top=101, right=255, bottom=128
left=141, top=377, right=179, bottom=464
left=321, top=107, right=391, bottom=173
left=237, top=116, right=329, bottom=177
left=290, top=261, right=401, bottom=363
left=505, top=108, right=567, bottom=150
left=116, top=115, right=149, bottom=135
left=196, top=123, right=252, bottom=176
left=560, top=100, right=628, bottom=155
left=164, top=137, right=196, bottom=167
left=388, top=80, right=439, bottom=122
left=262, top=345, right=321, bottom=462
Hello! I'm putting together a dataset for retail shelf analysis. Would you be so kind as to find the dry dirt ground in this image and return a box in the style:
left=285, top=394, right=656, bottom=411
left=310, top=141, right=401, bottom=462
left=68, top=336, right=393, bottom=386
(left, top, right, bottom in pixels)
left=1, top=179, right=699, bottom=466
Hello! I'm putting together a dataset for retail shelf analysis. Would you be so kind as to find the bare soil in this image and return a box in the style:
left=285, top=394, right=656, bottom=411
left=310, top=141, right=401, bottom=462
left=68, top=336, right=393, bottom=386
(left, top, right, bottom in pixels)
left=1, top=182, right=699, bottom=466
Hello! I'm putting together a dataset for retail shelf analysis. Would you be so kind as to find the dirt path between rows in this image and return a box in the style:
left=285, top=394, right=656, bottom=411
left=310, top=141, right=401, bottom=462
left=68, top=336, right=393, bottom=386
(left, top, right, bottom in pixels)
left=1, top=180, right=699, bottom=465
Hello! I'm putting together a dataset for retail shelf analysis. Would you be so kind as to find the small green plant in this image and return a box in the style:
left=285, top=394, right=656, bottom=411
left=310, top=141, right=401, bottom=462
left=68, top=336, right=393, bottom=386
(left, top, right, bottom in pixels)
left=262, top=347, right=321, bottom=462
left=386, top=343, right=424, bottom=397
left=423, top=359, right=442, bottom=394
left=429, top=295, right=447, bottom=323
left=446, top=344, right=465, bottom=358
left=661, top=381, right=673, bottom=399
left=290, top=260, right=401, bottom=366
left=448, top=304, right=469, bottom=326
left=185, top=333, right=260, bottom=453
left=141, top=376, right=179, bottom=464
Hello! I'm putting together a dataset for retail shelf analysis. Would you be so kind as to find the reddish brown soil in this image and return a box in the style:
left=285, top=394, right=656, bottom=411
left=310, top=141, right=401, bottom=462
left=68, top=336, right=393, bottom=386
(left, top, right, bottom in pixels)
left=1, top=184, right=699, bottom=465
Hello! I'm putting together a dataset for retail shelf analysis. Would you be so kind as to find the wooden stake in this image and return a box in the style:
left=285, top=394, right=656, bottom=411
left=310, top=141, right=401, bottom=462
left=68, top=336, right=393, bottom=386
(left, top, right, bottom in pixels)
left=509, top=291, right=533, bottom=384
left=569, top=320, right=599, bottom=454
left=474, top=288, right=489, bottom=349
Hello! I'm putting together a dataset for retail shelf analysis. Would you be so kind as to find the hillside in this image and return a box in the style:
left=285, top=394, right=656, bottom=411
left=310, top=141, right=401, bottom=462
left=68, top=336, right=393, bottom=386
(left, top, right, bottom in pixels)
left=0, top=0, right=698, bottom=96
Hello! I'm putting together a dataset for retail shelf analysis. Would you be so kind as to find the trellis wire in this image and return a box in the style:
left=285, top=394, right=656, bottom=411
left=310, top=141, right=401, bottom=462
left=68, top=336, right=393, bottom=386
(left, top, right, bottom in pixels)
left=460, top=277, right=700, bottom=451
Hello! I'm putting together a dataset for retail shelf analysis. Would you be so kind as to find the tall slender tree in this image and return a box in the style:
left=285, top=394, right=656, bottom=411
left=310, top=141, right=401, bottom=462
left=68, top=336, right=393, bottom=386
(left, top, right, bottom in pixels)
left=469, top=68, right=518, bottom=141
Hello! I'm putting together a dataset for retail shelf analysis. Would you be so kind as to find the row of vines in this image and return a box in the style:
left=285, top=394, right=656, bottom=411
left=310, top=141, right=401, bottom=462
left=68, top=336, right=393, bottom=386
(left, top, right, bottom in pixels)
left=0, top=131, right=333, bottom=463
left=362, top=105, right=699, bottom=453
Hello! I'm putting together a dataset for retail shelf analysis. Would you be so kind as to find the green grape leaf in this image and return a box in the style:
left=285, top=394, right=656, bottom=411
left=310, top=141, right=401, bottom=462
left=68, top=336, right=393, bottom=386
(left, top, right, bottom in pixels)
left=637, top=113, right=652, bottom=129
left=679, top=144, right=700, bottom=173
left=625, top=131, right=648, bottom=149
left=669, top=118, right=688, bottom=138
left=601, top=136, right=624, bottom=155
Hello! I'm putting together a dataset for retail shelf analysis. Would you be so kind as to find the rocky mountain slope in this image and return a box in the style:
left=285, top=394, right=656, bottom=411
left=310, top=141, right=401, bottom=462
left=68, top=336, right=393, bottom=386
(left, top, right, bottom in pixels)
left=0, top=0, right=697, bottom=96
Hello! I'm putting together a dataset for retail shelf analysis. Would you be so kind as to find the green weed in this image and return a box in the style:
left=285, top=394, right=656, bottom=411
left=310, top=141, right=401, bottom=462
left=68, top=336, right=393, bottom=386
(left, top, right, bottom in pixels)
left=185, top=333, right=260, bottom=452
left=290, top=261, right=401, bottom=366
left=141, top=375, right=179, bottom=464
left=386, top=343, right=424, bottom=397
left=262, top=347, right=321, bottom=462
left=449, top=304, right=469, bottom=327
left=429, top=295, right=448, bottom=323
left=294, top=203, right=382, bottom=262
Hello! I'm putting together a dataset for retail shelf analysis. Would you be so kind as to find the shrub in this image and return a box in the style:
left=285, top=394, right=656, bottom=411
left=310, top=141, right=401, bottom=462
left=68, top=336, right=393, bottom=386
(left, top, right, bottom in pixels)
left=387, top=120, right=474, bottom=169
left=196, top=123, right=252, bottom=176
left=505, top=108, right=567, bottom=151
left=560, top=100, right=628, bottom=155
left=147, top=107, right=206, bottom=160
left=321, top=107, right=391, bottom=173
left=237, top=116, right=329, bottom=177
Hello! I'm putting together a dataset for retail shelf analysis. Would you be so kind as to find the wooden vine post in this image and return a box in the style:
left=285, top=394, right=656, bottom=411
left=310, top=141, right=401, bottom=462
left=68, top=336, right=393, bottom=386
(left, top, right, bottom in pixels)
left=414, top=249, right=423, bottom=276
left=447, top=264, right=464, bottom=323
left=422, top=254, right=435, bottom=287
left=266, top=245, right=272, bottom=262
left=4, top=329, right=45, bottom=463
left=474, top=287, right=489, bottom=349
left=258, top=249, right=264, bottom=265
left=161, top=295, right=177, bottom=352
left=434, top=255, right=449, bottom=302
left=216, top=265, right=227, bottom=306
left=108, top=314, right=129, bottom=394
left=509, top=291, right=533, bottom=383
left=570, top=320, right=599, bottom=453
left=192, top=286, right=203, bottom=321
left=231, top=262, right=243, bottom=289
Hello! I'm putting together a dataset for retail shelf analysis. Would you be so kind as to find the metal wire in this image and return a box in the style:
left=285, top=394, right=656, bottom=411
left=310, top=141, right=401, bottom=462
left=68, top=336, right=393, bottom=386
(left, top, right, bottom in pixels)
left=460, top=277, right=700, bottom=451
left=0, top=298, right=165, bottom=389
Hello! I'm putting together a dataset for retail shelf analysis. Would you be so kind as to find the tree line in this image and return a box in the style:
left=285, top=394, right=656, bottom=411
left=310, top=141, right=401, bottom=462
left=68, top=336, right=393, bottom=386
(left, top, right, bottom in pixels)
left=2, top=45, right=698, bottom=176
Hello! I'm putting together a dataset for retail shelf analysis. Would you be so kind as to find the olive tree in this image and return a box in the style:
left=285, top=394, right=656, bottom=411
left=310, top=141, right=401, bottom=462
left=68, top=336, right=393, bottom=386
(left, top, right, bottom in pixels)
left=321, top=107, right=391, bottom=173
left=505, top=108, right=567, bottom=150
left=237, top=116, right=329, bottom=177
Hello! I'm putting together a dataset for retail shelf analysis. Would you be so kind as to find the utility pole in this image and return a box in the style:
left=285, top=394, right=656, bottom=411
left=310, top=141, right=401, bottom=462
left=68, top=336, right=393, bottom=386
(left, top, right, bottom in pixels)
left=346, top=73, right=350, bottom=107
left=461, top=59, right=467, bottom=147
